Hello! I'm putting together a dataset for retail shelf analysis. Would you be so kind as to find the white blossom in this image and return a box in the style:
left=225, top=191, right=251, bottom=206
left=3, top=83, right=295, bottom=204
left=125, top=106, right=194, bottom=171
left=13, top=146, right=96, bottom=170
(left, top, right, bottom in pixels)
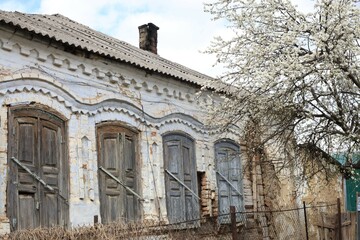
left=205, top=0, right=360, bottom=160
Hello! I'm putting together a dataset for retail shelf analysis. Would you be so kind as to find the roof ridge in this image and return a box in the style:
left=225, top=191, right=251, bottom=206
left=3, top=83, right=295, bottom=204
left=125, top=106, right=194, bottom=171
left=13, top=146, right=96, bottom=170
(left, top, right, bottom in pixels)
left=0, top=10, right=215, bottom=86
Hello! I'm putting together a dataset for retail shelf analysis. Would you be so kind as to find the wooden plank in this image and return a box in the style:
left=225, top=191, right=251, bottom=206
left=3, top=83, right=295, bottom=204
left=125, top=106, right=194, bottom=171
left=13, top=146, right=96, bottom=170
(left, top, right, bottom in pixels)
left=41, top=125, right=57, bottom=166
left=18, top=121, right=36, bottom=164
left=18, top=194, right=38, bottom=229
left=230, top=206, right=237, bottom=240
left=42, top=193, right=58, bottom=227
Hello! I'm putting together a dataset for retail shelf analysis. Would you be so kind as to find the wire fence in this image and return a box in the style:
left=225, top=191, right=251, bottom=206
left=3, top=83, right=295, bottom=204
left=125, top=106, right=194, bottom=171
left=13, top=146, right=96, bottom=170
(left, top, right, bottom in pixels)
left=2, top=201, right=343, bottom=240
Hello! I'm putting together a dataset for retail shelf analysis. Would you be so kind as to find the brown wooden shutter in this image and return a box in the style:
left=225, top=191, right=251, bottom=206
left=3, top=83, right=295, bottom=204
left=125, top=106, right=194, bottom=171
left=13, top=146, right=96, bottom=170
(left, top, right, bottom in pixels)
left=7, top=107, right=69, bottom=231
left=40, top=120, right=63, bottom=227
left=12, top=116, right=40, bottom=230
left=97, top=124, right=140, bottom=224
left=99, top=132, right=123, bottom=224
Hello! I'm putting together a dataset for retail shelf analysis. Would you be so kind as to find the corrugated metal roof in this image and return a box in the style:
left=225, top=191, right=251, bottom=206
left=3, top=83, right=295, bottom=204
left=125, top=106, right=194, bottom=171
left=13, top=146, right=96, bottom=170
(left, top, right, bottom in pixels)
left=0, top=10, right=215, bottom=86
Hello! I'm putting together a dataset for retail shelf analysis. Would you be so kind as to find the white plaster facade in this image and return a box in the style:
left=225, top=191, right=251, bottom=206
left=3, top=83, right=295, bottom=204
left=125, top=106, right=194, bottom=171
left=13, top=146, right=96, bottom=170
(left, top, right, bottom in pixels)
left=0, top=15, right=253, bottom=233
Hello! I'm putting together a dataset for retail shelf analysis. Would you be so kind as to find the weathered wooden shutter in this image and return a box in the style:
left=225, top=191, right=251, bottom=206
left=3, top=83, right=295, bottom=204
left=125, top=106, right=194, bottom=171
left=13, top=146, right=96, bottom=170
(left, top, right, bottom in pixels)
left=182, top=137, right=198, bottom=221
left=97, top=125, right=140, bottom=224
left=163, top=134, right=199, bottom=223
left=215, top=141, right=243, bottom=220
left=123, top=134, right=139, bottom=221
left=7, top=108, right=69, bottom=231
left=39, top=120, right=67, bottom=227
left=11, top=116, right=39, bottom=230
left=98, top=132, right=123, bottom=223
left=164, top=137, right=184, bottom=222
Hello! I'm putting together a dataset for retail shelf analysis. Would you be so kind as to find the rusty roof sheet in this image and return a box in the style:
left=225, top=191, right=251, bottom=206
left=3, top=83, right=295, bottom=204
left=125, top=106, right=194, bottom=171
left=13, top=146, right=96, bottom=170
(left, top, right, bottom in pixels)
left=0, top=10, right=215, bottom=86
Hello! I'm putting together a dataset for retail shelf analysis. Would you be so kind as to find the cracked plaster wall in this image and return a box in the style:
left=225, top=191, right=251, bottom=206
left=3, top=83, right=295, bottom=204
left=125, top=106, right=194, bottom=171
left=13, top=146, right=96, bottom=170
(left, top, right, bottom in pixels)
left=0, top=28, right=253, bottom=233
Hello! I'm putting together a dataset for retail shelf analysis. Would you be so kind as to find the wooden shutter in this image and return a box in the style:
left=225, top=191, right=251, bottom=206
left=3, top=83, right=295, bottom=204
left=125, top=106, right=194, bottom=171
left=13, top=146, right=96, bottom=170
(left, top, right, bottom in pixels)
left=163, top=134, right=199, bottom=223
left=215, top=141, right=243, bottom=219
left=164, top=138, right=184, bottom=222
left=99, top=132, right=123, bottom=223
left=11, top=116, right=39, bottom=230
left=7, top=107, right=68, bottom=231
left=216, top=148, right=230, bottom=215
left=39, top=120, right=66, bottom=227
left=182, top=137, right=198, bottom=221
left=124, top=134, right=139, bottom=221
left=97, top=124, right=140, bottom=224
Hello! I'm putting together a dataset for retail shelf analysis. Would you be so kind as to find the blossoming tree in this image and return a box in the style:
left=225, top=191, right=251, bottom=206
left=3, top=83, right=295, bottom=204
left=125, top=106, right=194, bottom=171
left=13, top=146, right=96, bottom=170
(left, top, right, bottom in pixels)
left=205, top=0, right=360, bottom=168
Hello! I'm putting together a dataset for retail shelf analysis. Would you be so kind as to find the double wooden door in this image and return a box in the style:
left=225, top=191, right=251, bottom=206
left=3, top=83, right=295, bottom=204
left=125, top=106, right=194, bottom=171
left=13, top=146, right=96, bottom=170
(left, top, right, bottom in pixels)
left=97, top=124, right=140, bottom=224
left=7, top=107, right=69, bottom=231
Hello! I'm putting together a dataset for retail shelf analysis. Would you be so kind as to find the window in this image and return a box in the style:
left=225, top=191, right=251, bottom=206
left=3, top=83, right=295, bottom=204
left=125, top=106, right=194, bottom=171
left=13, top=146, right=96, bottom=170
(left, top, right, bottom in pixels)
left=97, top=124, right=141, bottom=224
left=7, top=106, right=69, bottom=231
left=215, top=140, right=243, bottom=219
left=163, top=133, right=199, bottom=223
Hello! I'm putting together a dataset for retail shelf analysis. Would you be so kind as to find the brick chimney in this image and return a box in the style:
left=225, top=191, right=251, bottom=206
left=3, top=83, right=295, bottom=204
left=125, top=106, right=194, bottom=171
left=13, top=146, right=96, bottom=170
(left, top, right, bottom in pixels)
left=138, top=23, right=159, bottom=54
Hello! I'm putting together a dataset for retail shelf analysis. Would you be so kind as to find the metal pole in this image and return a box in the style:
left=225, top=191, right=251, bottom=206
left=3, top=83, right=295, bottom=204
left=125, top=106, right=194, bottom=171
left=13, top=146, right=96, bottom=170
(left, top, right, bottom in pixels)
left=303, top=201, right=309, bottom=240
left=338, top=197, right=342, bottom=240
left=230, top=206, right=238, bottom=240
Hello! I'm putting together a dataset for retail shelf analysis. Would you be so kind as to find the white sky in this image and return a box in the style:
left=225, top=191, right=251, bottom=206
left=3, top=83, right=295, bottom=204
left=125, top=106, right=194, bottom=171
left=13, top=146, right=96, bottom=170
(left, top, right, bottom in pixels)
left=0, top=0, right=314, bottom=77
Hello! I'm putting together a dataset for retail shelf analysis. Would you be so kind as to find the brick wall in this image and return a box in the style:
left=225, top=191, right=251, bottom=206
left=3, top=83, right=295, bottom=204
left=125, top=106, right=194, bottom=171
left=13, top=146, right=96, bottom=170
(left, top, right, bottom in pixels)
left=199, top=172, right=218, bottom=218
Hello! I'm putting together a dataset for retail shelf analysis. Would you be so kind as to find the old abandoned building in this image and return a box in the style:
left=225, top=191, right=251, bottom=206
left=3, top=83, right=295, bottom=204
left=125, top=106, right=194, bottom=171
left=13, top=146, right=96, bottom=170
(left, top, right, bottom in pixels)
left=0, top=10, right=251, bottom=233
left=0, top=10, right=348, bottom=239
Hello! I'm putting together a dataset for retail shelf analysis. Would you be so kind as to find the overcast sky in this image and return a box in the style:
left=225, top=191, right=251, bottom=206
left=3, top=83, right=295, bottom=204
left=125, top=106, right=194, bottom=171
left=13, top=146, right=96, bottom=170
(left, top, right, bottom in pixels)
left=0, top=0, right=314, bottom=77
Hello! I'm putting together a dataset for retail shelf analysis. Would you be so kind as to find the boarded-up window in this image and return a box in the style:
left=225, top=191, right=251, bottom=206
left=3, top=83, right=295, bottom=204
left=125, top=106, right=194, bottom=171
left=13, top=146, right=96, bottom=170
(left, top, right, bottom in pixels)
left=163, top=133, right=199, bottom=223
left=7, top=107, right=69, bottom=231
left=97, top=124, right=140, bottom=224
left=215, top=140, right=243, bottom=219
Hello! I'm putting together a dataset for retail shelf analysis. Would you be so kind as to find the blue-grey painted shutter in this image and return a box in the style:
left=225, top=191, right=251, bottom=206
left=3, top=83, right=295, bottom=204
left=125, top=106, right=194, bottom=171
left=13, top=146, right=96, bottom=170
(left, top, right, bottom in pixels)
left=215, top=141, right=243, bottom=221
left=228, top=147, right=242, bottom=211
left=217, top=148, right=230, bottom=215
left=164, top=134, right=199, bottom=223
left=164, top=137, right=184, bottom=222
left=182, top=137, right=198, bottom=221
